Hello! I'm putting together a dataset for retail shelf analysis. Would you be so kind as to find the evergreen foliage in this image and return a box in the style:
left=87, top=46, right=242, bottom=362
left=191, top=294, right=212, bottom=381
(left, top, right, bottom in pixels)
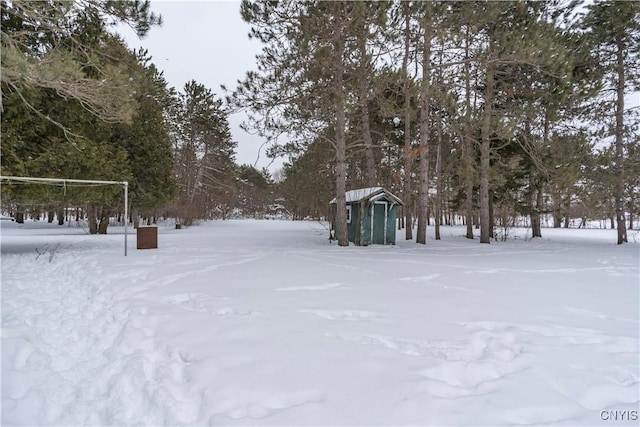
left=3, top=0, right=638, bottom=245
left=234, top=0, right=638, bottom=244
left=171, top=81, right=237, bottom=224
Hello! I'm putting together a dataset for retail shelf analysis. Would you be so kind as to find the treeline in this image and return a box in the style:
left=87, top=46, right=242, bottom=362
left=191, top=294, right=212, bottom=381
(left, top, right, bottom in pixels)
left=2, top=1, right=638, bottom=245
left=230, top=0, right=640, bottom=245
left=1, top=0, right=276, bottom=232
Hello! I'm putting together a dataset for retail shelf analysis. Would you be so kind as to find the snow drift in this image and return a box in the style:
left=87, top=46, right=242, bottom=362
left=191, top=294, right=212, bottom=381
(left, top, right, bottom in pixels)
left=1, top=220, right=638, bottom=425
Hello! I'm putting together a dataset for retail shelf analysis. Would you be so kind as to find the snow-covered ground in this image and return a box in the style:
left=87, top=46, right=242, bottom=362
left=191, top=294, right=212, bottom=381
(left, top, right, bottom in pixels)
left=2, top=219, right=638, bottom=426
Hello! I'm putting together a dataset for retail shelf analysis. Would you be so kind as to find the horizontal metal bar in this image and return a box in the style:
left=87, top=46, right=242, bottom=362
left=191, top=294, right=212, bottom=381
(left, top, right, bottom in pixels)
left=1, top=176, right=128, bottom=186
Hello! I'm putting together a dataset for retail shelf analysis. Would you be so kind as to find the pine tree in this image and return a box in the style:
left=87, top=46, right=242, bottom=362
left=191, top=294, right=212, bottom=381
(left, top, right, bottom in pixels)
left=235, top=164, right=272, bottom=217
left=111, top=50, right=177, bottom=226
left=173, top=81, right=236, bottom=224
left=232, top=0, right=374, bottom=246
left=278, top=140, right=335, bottom=220
left=416, top=2, right=435, bottom=245
left=1, top=0, right=161, bottom=124
left=582, top=1, right=640, bottom=244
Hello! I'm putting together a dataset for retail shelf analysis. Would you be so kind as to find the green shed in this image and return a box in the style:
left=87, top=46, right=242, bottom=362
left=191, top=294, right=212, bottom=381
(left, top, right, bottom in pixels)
left=330, top=187, right=403, bottom=246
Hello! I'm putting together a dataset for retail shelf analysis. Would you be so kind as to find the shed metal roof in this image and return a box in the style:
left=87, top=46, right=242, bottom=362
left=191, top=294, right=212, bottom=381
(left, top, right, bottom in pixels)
left=330, top=187, right=402, bottom=205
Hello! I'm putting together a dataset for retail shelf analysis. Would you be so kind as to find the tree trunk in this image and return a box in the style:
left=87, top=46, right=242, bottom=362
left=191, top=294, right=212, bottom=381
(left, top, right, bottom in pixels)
left=464, top=25, right=475, bottom=240
left=47, top=210, right=54, bottom=223
left=98, top=208, right=109, bottom=234
left=187, top=141, right=203, bottom=207
left=435, top=42, right=445, bottom=241
left=87, top=206, right=98, bottom=234
left=404, top=169, right=412, bottom=241
left=358, top=23, right=376, bottom=188
left=402, top=2, right=413, bottom=241
left=614, top=34, right=627, bottom=244
left=529, top=113, right=545, bottom=238
left=480, top=40, right=495, bottom=244
left=364, top=146, right=376, bottom=187
left=530, top=175, right=542, bottom=238
left=553, top=200, right=562, bottom=228
left=416, top=11, right=432, bottom=245
left=57, top=207, right=64, bottom=225
left=333, top=8, right=348, bottom=247
left=15, top=211, right=24, bottom=223
left=131, top=209, right=140, bottom=229
left=360, top=64, right=377, bottom=187
left=435, top=111, right=443, bottom=241
left=488, top=190, right=495, bottom=240
left=626, top=184, right=634, bottom=230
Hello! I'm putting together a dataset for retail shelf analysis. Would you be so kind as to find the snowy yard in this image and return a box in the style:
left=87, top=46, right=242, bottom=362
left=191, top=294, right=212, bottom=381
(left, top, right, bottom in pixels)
left=1, top=219, right=638, bottom=426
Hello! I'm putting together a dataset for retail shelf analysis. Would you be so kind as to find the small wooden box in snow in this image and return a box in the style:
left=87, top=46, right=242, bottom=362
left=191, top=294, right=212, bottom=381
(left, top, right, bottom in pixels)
left=136, top=226, right=158, bottom=250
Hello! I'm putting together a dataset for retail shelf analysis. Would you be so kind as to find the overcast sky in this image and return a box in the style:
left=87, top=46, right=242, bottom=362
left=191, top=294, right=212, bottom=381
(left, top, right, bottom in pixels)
left=120, top=1, right=278, bottom=170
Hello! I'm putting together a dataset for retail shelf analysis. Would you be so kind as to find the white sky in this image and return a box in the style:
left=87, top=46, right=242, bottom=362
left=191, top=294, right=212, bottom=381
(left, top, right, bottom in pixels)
left=119, top=0, right=278, bottom=170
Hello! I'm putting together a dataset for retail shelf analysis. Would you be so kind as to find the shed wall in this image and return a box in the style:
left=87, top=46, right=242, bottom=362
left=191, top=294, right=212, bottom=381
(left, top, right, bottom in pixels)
left=386, top=205, right=398, bottom=244
left=360, top=204, right=372, bottom=246
left=330, top=189, right=401, bottom=246
left=347, top=203, right=359, bottom=243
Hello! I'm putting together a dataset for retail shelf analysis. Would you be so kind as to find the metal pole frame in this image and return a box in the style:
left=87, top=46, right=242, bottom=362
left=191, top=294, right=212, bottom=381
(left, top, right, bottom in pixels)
left=124, top=182, right=128, bottom=256
left=1, top=175, right=130, bottom=256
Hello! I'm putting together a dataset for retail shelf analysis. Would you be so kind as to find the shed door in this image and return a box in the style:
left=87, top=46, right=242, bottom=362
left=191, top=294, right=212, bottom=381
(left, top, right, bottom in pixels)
left=371, top=202, right=387, bottom=244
